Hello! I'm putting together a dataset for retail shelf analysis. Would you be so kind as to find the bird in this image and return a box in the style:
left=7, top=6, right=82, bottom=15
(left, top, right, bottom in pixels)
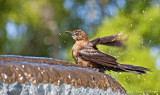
left=65, top=30, right=149, bottom=74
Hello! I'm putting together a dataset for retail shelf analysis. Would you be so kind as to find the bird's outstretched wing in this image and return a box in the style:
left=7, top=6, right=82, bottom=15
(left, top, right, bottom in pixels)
left=78, top=47, right=118, bottom=67
left=90, top=32, right=127, bottom=47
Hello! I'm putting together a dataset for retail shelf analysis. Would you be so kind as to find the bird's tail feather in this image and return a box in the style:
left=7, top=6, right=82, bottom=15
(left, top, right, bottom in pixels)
left=118, top=64, right=150, bottom=74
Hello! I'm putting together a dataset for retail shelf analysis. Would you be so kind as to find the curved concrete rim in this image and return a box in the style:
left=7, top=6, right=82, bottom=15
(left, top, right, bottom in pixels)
left=0, top=55, right=126, bottom=94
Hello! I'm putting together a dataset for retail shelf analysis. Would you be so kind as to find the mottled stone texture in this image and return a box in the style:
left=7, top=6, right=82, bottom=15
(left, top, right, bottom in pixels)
left=0, top=55, right=126, bottom=94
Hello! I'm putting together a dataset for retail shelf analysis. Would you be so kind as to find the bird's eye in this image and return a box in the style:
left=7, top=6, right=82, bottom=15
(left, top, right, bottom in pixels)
left=75, top=33, right=80, bottom=36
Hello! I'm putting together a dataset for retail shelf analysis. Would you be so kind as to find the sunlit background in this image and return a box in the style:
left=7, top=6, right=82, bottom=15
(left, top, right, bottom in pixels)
left=0, top=0, right=160, bottom=94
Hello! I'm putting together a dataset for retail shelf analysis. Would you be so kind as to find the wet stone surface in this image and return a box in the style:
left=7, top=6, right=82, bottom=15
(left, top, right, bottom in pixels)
left=0, top=55, right=126, bottom=94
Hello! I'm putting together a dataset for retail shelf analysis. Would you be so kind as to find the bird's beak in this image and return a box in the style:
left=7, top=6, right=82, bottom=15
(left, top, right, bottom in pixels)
left=65, top=31, right=74, bottom=36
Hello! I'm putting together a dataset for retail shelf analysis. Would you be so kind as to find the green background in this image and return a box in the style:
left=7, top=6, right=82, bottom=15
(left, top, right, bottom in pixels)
left=0, top=0, right=159, bottom=94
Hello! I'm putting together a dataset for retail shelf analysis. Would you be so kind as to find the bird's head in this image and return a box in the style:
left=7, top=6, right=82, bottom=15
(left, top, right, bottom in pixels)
left=65, top=30, right=88, bottom=41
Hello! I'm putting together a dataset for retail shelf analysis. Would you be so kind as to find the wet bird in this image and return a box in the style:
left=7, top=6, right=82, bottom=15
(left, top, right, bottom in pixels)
left=65, top=30, right=149, bottom=74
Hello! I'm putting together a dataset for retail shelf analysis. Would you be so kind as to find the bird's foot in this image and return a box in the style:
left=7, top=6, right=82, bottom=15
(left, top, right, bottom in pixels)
left=92, top=68, right=100, bottom=72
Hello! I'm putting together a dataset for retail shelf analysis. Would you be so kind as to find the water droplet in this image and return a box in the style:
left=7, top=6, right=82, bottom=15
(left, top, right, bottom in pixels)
left=22, top=65, right=24, bottom=68
left=68, top=75, right=71, bottom=79
left=33, top=80, right=36, bottom=83
left=142, top=10, right=145, bottom=13
left=57, top=80, right=60, bottom=85
left=38, top=67, right=40, bottom=70
left=20, top=76, right=23, bottom=80
left=132, top=58, right=134, bottom=60
left=115, top=73, right=118, bottom=77
left=24, top=73, right=27, bottom=76
left=3, top=74, right=8, bottom=79
left=28, top=74, right=31, bottom=77
left=16, top=68, right=19, bottom=70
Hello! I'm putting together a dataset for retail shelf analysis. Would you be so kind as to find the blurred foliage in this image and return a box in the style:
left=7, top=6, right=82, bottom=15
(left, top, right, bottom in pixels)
left=0, top=0, right=160, bottom=94
left=0, top=0, right=59, bottom=58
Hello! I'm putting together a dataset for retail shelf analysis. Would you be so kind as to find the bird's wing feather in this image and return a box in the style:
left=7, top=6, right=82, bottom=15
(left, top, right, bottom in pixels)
left=78, top=47, right=118, bottom=67
left=89, top=37, right=100, bottom=46
left=89, top=33, right=127, bottom=47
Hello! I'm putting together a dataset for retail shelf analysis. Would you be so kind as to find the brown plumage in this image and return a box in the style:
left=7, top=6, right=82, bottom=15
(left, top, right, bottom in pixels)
left=65, top=30, right=149, bottom=74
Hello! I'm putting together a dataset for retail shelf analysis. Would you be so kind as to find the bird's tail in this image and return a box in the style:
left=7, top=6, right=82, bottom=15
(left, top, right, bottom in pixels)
left=118, top=64, right=150, bottom=74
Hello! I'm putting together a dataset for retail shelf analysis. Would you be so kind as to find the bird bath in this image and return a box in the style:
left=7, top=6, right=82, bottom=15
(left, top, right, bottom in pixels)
left=0, top=55, right=126, bottom=95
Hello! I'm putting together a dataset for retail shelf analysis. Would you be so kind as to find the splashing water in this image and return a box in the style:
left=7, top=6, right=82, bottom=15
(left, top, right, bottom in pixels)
left=0, top=82, right=125, bottom=95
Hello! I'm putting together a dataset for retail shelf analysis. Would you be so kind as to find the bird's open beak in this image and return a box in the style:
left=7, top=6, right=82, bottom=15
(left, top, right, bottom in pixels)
left=65, top=31, right=73, bottom=36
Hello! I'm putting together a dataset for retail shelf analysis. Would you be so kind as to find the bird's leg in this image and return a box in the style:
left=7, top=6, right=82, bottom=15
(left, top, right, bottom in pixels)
left=92, top=68, right=100, bottom=72
left=91, top=68, right=106, bottom=73
left=97, top=69, right=106, bottom=73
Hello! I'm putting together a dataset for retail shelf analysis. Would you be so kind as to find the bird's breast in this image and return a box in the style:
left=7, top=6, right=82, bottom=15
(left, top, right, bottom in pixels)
left=72, top=41, right=88, bottom=57
left=72, top=41, right=92, bottom=67
left=72, top=42, right=81, bottom=62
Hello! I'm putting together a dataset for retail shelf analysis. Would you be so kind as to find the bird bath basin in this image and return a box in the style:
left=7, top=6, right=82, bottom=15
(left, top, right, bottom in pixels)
left=0, top=55, right=126, bottom=95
